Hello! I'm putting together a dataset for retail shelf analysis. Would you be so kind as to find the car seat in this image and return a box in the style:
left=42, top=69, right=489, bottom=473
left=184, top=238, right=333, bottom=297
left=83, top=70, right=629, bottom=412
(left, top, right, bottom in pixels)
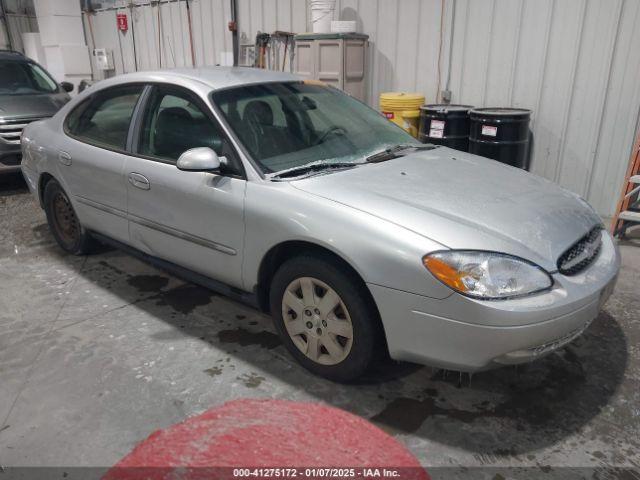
left=153, top=106, right=195, bottom=159
left=241, top=100, right=282, bottom=159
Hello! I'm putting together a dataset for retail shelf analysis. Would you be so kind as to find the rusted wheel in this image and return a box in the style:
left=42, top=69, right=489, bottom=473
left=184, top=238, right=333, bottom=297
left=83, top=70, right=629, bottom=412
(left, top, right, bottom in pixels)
left=43, top=179, right=93, bottom=255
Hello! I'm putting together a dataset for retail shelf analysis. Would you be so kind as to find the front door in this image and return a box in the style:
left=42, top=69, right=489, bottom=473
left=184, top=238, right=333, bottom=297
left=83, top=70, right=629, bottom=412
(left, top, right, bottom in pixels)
left=125, top=85, right=246, bottom=289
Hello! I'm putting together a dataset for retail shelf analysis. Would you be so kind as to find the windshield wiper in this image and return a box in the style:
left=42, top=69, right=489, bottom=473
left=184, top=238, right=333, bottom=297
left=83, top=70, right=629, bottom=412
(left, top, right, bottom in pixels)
left=270, top=162, right=357, bottom=180
left=270, top=144, right=434, bottom=180
left=365, top=144, right=434, bottom=163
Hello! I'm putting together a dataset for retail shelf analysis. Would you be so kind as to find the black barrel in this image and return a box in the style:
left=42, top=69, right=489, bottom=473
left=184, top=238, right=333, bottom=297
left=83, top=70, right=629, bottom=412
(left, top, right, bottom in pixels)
left=469, top=107, right=531, bottom=169
left=419, top=104, right=474, bottom=152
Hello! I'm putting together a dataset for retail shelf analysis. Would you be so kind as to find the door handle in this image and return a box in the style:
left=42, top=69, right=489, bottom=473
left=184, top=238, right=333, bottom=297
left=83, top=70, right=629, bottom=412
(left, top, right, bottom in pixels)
left=58, top=151, right=72, bottom=166
left=128, top=172, right=150, bottom=190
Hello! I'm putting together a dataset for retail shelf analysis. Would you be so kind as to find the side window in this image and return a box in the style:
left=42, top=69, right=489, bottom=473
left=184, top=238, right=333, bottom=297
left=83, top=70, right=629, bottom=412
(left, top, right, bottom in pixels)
left=138, top=88, right=227, bottom=162
left=29, top=63, right=58, bottom=92
left=66, top=85, right=143, bottom=150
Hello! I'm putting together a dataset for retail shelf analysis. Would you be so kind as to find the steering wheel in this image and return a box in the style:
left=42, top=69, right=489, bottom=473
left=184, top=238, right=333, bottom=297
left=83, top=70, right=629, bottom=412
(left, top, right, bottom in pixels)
left=313, top=125, right=347, bottom=145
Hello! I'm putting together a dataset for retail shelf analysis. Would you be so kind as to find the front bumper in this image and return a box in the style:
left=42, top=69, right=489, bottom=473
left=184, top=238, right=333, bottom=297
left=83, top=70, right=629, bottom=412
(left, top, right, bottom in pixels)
left=369, top=230, right=620, bottom=371
left=0, top=142, right=22, bottom=173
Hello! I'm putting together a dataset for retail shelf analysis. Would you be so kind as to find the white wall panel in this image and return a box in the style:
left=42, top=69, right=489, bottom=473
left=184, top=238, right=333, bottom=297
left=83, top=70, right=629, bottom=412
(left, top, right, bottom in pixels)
left=83, top=0, right=233, bottom=77
left=352, top=0, right=377, bottom=104
left=133, top=4, right=158, bottom=70
left=483, top=0, right=521, bottom=107
left=555, top=0, right=622, bottom=196
left=374, top=0, right=398, bottom=97
left=585, top=0, right=640, bottom=215
left=458, top=0, right=495, bottom=104
left=83, top=0, right=640, bottom=216
left=291, top=0, right=307, bottom=33
left=509, top=0, right=552, bottom=112
left=394, top=0, right=420, bottom=93
left=4, top=14, right=39, bottom=52
left=533, top=0, right=586, bottom=181
left=414, top=0, right=445, bottom=104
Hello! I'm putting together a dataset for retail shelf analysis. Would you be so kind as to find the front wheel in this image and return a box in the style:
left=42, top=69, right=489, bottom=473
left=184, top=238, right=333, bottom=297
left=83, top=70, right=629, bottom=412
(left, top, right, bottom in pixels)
left=43, top=179, right=94, bottom=255
left=269, top=255, right=380, bottom=382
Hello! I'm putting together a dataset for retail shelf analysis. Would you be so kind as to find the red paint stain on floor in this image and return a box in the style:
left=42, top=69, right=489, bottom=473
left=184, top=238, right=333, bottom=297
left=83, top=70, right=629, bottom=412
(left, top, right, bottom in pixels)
left=103, top=398, right=428, bottom=480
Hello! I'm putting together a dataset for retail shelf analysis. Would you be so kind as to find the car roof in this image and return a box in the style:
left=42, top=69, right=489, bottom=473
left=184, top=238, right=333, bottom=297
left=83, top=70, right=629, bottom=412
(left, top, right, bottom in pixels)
left=0, top=50, right=29, bottom=61
left=101, top=66, right=302, bottom=91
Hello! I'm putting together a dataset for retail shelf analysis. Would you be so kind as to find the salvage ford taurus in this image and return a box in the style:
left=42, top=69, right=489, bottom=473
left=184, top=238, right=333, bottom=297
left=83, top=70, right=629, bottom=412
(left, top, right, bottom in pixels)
left=21, top=67, right=620, bottom=382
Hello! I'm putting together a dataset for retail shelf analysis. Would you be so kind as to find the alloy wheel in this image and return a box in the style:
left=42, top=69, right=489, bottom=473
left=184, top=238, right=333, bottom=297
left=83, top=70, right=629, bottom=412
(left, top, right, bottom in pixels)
left=281, top=276, right=354, bottom=365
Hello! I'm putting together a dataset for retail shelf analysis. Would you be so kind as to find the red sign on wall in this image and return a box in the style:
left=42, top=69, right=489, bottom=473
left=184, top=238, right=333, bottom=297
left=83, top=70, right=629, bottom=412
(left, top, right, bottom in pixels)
left=116, top=13, right=128, bottom=32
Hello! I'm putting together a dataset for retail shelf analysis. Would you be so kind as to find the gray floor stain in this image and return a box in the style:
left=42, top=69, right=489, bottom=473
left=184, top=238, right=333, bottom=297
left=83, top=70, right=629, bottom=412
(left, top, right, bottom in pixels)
left=203, top=366, right=223, bottom=377
left=372, top=394, right=480, bottom=434
left=238, top=372, right=266, bottom=388
left=154, top=284, right=214, bottom=315
left=97, top=260, right=127, bottom=276
left=127, top=275, right=169, bottom=292
left=217, top=327, right=282, bottom=349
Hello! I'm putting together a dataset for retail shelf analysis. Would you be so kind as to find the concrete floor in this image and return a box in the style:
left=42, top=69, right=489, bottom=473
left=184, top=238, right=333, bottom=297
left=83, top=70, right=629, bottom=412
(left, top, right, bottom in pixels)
left=1, top=172, right=639, bottom=479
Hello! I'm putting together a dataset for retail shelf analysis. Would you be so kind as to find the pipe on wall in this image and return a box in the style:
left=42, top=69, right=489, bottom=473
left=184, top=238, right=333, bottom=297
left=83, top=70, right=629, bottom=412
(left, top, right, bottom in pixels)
left=185, top=0, right=196, bottom=66
left=128, top=4, right=139, bottom=71
left=230, top=0, right=238, bottom=66
left=0, top=0, right=14, bottom=50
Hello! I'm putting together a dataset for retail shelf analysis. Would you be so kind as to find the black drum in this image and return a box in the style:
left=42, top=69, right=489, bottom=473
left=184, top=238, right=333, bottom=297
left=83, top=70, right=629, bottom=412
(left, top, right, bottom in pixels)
left=469, top=108, right=531, bottom=169
left=419, top=104, right=474, bottom=152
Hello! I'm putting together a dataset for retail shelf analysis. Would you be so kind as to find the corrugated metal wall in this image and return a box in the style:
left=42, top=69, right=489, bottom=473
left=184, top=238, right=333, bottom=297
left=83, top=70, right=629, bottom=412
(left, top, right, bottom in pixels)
left=83, top=0, right=233, bottom=79
left=1, top=13, right=38, bottom=51
left=83, top=0, right=640, bottom=217
left=1, top=0, right=38, bottom=52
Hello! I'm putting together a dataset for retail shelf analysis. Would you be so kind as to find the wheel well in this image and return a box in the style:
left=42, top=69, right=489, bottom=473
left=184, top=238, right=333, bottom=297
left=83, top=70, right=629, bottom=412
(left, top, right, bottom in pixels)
left=256, top=241, right=389, bottom=357
left=256, top=241, right=373, bottom=312
left=38, top=172, right=55, bottom=207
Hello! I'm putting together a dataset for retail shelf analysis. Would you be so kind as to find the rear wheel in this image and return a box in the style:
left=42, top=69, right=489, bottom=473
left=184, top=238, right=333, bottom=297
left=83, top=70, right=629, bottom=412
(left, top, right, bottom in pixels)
left=270, top=255, right=380, bottom=382
left=43, top=179, right=93, bottom=255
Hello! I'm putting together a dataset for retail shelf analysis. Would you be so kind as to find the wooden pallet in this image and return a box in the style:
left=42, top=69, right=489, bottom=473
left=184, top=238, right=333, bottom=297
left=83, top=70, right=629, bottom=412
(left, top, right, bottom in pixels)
left=611, top=130, right=640, bottom=238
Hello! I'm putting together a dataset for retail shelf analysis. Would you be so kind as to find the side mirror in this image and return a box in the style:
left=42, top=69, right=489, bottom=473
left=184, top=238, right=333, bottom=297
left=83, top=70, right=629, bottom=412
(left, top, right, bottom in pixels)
left=176, top=147, right=224, bottom=172
left=60, top=81, right=74, bottom=93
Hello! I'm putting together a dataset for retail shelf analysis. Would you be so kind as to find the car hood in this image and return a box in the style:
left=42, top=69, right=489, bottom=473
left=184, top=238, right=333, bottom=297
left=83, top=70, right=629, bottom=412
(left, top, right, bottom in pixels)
left=290, top=147, right=602, bottom=271
left=0, top=92, right=69, bottom=119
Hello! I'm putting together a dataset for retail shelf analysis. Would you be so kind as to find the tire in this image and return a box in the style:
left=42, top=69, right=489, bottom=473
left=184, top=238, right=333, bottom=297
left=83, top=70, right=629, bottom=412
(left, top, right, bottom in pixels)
left=270, top=254, right=381, bottom=382
left=43, top=179, right=94, bottom=255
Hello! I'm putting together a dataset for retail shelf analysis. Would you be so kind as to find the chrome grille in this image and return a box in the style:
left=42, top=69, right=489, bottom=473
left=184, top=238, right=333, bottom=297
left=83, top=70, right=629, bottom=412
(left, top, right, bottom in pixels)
left=0, top=117, right=45, bottom=145
left=557, top=227, right=603, bottom=275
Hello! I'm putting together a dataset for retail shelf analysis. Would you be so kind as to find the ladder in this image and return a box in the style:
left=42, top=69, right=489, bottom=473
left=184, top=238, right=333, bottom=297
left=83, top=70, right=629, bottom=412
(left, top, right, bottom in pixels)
left=611, top=131, right=640, bottom=238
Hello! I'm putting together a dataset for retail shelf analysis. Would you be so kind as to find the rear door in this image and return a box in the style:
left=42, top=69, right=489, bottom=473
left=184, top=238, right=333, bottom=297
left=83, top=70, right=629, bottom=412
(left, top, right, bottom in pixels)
left=60, top=84, right=144, bottom=243
left=124, top=84, right=246, bottom=289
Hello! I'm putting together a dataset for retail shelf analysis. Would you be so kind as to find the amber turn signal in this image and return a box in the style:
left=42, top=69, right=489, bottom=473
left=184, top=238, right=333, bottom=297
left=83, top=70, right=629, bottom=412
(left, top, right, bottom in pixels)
left=422, top=256, right=468, bottom=292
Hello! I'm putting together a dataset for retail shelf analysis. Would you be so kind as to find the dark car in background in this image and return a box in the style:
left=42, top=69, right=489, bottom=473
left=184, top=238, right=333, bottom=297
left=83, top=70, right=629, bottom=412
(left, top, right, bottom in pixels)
left=0, top=50, right=73, bottom=173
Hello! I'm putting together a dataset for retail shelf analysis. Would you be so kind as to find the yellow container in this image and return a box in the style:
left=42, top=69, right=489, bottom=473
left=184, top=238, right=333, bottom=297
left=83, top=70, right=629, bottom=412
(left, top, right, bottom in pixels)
left=379, top=92, right=425, bottom=138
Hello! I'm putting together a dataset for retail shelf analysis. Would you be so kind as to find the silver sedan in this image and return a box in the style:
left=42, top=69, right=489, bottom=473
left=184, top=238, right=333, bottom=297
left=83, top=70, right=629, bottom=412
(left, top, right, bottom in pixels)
left=21, top=67, right=620, bottom=382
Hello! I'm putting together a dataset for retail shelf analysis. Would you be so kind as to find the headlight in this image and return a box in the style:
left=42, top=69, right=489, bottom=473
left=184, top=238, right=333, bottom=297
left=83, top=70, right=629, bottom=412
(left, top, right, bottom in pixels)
left=423, top=251, right=553, bottom=300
